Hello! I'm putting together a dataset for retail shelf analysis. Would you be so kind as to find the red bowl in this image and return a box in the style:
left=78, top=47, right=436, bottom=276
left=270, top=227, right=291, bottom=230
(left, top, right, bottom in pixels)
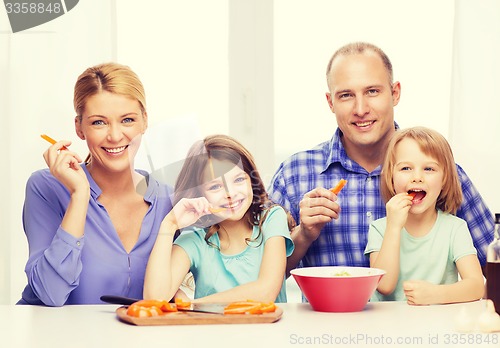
left=290, top=266, right=385, bottom=312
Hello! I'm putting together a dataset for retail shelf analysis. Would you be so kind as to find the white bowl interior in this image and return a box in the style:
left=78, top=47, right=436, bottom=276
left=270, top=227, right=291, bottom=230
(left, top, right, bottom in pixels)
left=290, top=266, right=385, bottom=278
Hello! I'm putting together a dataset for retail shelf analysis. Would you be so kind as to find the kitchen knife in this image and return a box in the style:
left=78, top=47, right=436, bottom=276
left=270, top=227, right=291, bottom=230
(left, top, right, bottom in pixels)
left=100, top=295, right=224, bottom=314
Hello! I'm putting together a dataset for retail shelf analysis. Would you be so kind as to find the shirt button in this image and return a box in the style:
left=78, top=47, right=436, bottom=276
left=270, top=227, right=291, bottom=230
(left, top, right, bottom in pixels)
left=76, top=241, right=81, bottom=246
left=366, top=212, right=372, bottom=217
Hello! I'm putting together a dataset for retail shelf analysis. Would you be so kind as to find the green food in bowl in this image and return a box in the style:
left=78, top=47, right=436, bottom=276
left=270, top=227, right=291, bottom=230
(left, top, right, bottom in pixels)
left=333, top=271, right=351, bottom=276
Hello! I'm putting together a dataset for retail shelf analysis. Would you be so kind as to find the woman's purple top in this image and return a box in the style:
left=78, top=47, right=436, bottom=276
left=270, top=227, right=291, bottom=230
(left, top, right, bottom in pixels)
left=18, top=165, right=172, bottom=306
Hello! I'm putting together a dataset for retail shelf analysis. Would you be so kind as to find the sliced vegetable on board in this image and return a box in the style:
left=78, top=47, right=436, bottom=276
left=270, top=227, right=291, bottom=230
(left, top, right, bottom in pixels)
left=223, top=301, right=277, bottom=315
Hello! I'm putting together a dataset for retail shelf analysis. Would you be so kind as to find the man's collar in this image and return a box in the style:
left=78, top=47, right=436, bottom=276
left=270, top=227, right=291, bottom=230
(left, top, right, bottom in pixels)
left=322, top=121, right=399, bottom=173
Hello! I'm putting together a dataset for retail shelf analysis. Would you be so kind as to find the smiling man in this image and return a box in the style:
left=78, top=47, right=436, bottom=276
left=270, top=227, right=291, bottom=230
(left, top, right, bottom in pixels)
left=268, top=42, right=494, bottom=278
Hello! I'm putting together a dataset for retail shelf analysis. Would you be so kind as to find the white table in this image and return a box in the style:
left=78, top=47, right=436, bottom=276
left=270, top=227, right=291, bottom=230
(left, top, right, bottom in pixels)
left=1, top=301, right=498, bottom=348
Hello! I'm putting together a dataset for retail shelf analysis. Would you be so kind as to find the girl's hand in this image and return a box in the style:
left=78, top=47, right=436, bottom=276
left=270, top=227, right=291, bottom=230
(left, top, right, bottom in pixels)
left=43, top=141, right=89, bottom=194
left=385, top=193, right=413, bottom=231
left=164, top=197, right=211, bottom=231
left=403, top=280, right=437, bottom=305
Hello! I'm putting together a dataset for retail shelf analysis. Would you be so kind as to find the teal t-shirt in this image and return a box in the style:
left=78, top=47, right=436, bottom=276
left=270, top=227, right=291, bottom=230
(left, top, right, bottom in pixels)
left=174, top=206, right=294, bottom=303
left=364, top=210, right=477, bottom=301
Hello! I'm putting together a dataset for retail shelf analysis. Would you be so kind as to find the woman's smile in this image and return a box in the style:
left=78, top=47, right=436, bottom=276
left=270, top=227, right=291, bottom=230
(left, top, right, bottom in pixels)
left=103, top=145, right=128, bottom=155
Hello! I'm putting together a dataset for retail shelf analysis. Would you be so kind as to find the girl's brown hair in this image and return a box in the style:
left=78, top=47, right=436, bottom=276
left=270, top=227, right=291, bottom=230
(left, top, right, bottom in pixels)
left=174, top=134, right=295, bottom=246
left=380, top=126, right=462, bottom=214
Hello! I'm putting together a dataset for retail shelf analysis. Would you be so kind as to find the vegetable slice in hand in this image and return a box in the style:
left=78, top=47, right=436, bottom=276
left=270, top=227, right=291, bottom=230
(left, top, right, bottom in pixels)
left=330, top=179, right=347, bottom=195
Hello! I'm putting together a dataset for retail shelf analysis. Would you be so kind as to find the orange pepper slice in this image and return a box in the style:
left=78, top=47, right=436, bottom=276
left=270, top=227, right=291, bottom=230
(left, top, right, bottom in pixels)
left=209, top=207, right=227, bottom=213
left=223, top=300, right=277, bottom=315
left=259, top=302, right=277, bottom=313
left=174, top=298, right=192, bottom=309
left=132, top=299, right=164, bottom=308
left=126, top=299, right=178, bottom=317
left=330, top=179, right=347, bottom=195
left=40, top=134, right=69, bottom=151
left=224, top=304, right=261, bottom=314
left=160, top=302, right=178, bottom=312
left=408, top=192, right=417, bottom=199
left=127, top=303, right=164, bottom=317
left=224, top=301, right=258, bottom=308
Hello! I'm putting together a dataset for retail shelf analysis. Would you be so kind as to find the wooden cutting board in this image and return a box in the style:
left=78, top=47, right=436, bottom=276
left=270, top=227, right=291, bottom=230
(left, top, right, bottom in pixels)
left=116, top=306, right=283, bottom=326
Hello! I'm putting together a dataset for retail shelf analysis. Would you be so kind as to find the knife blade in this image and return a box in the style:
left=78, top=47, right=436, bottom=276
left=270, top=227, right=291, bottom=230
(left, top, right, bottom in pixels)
left=100, top=295, right=224, bottom=315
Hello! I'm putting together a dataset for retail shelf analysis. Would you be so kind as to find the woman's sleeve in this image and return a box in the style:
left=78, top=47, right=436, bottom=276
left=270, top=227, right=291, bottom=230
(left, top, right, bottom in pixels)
left=21, top=171, right=85, bottom=306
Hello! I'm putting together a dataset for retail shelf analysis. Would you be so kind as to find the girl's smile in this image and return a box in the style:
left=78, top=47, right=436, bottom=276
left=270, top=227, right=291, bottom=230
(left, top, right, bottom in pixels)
left=202, top=159, right=253, bottom=222
left=222, top=198, right=246, bottom=211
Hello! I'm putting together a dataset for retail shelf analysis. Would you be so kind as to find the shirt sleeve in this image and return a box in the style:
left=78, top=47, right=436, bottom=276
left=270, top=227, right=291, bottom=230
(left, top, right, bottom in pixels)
left=260, top=206, right=295, bottom=257
left=267, top=165, right=299, bottom=223
left=364, top=218, right=386, bottom=255
left=174, top=229, right=204, bottom=271
left=455, top=164, right=495, bottom=266
left=450, top=217, right=478, bottom=262
left=21, top=170, right=84, bottom=306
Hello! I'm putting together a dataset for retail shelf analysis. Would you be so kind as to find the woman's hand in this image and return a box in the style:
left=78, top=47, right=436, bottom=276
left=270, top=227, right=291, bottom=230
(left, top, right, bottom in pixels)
left=43, top=141, right=89, bottom=194
left=43, top=141, right=90, bottom=238
left=385, top=193, right=413, bottom=232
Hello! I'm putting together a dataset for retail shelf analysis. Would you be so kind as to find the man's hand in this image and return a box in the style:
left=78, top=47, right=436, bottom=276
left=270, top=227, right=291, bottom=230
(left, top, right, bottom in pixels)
left=298, top=187, right=341, bottom=243
left=285, top=187, right=342, bottom=276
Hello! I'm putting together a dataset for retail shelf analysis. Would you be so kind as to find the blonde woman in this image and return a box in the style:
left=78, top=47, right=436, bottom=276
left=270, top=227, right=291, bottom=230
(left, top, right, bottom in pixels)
left=19, top=63, right=172, bottom=306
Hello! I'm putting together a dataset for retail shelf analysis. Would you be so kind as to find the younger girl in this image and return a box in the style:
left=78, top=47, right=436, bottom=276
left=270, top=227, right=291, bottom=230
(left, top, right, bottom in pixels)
left=364, top=127, right=484, bottom=305
left=144, top=135, right=294, bottom=303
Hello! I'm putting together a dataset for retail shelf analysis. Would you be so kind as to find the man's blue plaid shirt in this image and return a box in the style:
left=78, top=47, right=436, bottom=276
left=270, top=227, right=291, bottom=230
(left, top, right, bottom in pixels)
left=268, top=127, right=494, bottom=268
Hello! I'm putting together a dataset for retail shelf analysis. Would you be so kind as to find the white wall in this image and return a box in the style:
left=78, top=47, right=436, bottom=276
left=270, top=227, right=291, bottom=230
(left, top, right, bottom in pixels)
left=1, top=0, right=498, bottom=304
left=1, top=0, right=116, bottom=304
left=0, top=8, right=11, bottom=305
left=449, top=0, right=500, bottom=215
left=273, top=0, right=455, bottom=163
left=115, top=1, right=229, bottom=138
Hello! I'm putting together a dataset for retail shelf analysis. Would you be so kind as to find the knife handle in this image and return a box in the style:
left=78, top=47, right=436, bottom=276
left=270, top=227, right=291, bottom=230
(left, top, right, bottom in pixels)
left=100, top=295, right=140, bottom=305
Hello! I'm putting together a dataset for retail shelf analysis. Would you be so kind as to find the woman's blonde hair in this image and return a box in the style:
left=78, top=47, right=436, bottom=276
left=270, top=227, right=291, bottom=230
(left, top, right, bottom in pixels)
left=380, top=126, right=462, bottom=214
left=74, top=62, right=146, bottom=116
